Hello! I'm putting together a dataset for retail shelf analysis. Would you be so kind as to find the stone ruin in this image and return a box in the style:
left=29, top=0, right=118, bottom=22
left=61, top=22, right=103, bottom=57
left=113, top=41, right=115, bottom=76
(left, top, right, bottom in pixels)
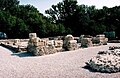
left=92, top=35, right=108, bottom=45
left=63, top=35, right=78, bottom=51
left=0, top=33, right=109, bottom=56
left=27, top=33, right=79, bottom=56
left=0, top=39, right=28, bottom=52
left=27, top=33, right=58, bottom=56
left=85, top=48, right=120, bottom=73
left=81, top=38, right=93, bottom=47
left=80, top=34, right=108, bottom=48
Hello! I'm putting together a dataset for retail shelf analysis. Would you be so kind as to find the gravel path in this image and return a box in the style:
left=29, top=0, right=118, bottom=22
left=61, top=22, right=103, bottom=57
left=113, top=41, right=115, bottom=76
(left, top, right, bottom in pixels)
left=0, top=43, right=120, bottom=78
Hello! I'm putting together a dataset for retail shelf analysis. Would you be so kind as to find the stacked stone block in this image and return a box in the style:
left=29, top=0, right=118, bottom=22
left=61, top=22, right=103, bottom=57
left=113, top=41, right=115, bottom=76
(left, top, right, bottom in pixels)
left=63, top=35, right=78, bottom=51
left=81, top=38, right=93, bottom=47
left=27, top=33, right=57, bottom=56
left=81, top=34, right=108, bottom=47
left=92, top=35, right=108, bottom=45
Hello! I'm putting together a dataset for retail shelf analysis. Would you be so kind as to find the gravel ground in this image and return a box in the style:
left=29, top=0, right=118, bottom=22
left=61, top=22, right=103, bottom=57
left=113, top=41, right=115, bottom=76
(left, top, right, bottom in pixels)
left=0, top=43, right=120, bottom=78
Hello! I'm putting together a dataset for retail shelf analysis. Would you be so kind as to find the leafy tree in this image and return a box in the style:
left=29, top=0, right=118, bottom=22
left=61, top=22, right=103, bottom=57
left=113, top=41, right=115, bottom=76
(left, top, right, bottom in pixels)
left=45, top=0, right=78, bottom=34
left=0, top=0, right=120, bottom=39
left=0, top=0, right=19, bottom=11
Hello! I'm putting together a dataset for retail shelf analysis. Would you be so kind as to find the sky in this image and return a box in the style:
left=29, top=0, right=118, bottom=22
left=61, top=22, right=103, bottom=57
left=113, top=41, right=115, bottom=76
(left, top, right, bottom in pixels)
left=19, top=0, right=120, bottom=15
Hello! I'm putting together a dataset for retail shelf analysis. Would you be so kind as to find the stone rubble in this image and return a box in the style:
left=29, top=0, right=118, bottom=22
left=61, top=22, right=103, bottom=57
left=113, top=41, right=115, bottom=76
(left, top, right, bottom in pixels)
left=109, top=46, right=120, bottom=50
left=85, top=48, right=120, bottom=73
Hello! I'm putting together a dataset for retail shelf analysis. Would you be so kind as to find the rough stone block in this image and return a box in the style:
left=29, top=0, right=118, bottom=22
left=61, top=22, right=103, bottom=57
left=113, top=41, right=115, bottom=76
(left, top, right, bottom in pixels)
left=85, top=50, right=120, bottom=73
left=54, top=40, right=63, bottom=48
left=29, top=33, right=37, bottom=39
left=81, top=38, right=93, bottom=47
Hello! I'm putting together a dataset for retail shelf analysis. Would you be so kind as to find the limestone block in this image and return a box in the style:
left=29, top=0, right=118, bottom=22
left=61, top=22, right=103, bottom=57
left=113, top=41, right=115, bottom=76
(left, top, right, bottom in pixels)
left=28, top=45, right=57, bottom=56
left=14, top=39, right=20, bottom=43
left=81, top=38, right=93, bottom=47
left=34, top=41, right=46, bottom=47
left=92, top=35, right=108, bottom=45
left=29, top=33, right=37, bottom=39
left=63, top=35, right=78, bottom=51
left=63, top=40, right=78, bottom=51
left=34, top=37, right=41, bottom=42
left=67, top=40, right=78, bottom=51
left=65, top=35, right=74, bottom=40
left=47, top=40, right=54, bottom=46
left=27, top=33, right=64, bottom=56
left=45, top=45, right=56, bottom=54
left=96, top=34, right=105, bottom=38
left=92, top=37, right=100, bottom=44
left=54, top=40, right=63, bottom=48
left=13, top=39, right=20, bottom=45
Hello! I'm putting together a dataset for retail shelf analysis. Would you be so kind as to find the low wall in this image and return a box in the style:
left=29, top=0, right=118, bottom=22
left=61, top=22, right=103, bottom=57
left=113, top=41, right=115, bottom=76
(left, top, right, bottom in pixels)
left=0, top=39, right=28, bottom=52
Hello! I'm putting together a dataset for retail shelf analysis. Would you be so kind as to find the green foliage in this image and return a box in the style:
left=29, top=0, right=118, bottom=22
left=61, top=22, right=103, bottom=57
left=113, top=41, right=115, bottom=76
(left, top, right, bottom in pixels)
left=0, top=0, right=120, bottom=39
left=46, top=0, right=120, bottom=38
left=0, top=0, right=67, bottom=38
left=0, top=0, right=19, bottom=11
left=45, top=0, right=78, bottom=29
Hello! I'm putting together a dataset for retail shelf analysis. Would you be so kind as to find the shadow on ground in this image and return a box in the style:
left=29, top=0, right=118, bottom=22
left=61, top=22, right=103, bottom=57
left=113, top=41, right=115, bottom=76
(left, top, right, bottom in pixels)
left=0, top=45, right=34, bottom=57
left=11, top=52, right=34, bottom=57
left=82, top=65, right=97, bottom=73
left=82, top=66, right=112, bottom=74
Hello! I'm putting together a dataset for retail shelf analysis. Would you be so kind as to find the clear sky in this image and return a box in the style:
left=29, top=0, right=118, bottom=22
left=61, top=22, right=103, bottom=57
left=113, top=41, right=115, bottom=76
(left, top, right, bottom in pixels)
left=19, top=0, right=120, bottom=15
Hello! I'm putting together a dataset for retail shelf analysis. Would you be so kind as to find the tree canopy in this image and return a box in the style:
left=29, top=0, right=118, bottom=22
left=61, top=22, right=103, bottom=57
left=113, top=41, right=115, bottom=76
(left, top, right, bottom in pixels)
left=46, top=0, right=120, bottom=38
left=0, top=0, right=120, bottom=39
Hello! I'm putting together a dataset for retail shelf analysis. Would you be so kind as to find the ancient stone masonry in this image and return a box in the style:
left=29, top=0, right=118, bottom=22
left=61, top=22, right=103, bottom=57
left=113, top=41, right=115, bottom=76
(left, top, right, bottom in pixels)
left=0, top=39, right=28, bottom=52
left=27, top=34, right=79, bottom=56
left=81, top=38, right=93, bottom=47
left=27, top=33, right=65, bottom=56
left=0, top=33, right=109, bottom=56
left=80, top=34, right=108, bottom=48
left=63, top=35, right=78, bottom=51
left=85, top=48, right=120, bottom=73
left=27, top=33, right=56, bottom=56
left=92, top=35, right=108, bottom=45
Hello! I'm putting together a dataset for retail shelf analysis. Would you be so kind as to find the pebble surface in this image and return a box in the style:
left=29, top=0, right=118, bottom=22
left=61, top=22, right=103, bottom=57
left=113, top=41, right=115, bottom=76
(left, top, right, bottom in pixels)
left=0, top=43, right=120, bottom=78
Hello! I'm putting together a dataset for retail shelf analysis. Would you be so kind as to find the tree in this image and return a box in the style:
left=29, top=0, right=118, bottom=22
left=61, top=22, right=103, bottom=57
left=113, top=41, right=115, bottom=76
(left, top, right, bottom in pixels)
left=0, top=0, right=19, bottom=11
left=1, top=0, right=120, bottom=39
left=45, top=0, right=78, bottom=34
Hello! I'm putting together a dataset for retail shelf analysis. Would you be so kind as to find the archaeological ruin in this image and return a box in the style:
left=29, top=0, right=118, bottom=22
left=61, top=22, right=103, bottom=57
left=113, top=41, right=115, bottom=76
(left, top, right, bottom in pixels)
left=85, top=48, right=120, bottom=73
left=0, top=33, right=109, bottom=56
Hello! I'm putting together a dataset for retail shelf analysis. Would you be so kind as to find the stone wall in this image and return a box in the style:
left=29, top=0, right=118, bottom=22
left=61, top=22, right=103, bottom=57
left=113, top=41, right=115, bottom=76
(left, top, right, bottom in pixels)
left=80, top=34, right=108, bottom=48
left=0, top=39, right=28, bottom=52
left=92, top=34, right=108, bottom=45
left=27, top=33, right=64, bottom=56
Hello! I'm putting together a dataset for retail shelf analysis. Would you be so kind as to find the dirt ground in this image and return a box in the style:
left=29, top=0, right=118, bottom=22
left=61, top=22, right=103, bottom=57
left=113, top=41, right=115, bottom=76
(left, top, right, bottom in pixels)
left=0, top=43, right=120, bottom=78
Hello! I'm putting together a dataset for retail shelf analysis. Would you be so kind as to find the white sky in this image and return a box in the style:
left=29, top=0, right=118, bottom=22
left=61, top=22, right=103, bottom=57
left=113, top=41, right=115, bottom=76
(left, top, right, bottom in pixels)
left=19, top=0, right=120, bottom=15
